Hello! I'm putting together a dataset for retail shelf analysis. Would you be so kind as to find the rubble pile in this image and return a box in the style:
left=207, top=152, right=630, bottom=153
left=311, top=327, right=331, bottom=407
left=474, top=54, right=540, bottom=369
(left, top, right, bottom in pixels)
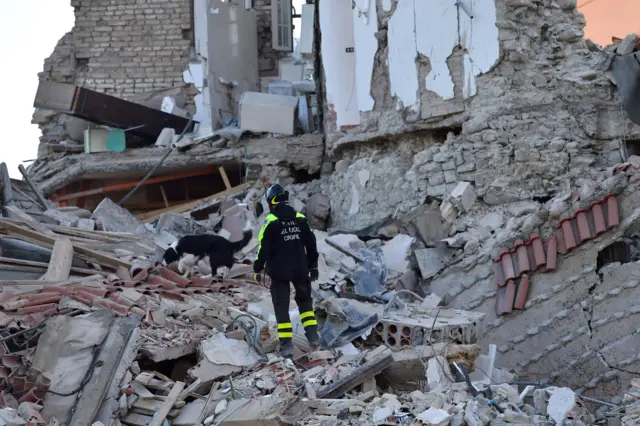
left=0, top=169, right=635, bottom=426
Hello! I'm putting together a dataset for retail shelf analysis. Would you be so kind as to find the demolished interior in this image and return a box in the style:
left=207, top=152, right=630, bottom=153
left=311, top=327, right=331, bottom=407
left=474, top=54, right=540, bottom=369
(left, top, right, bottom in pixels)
left=5, top=0, right=640, bottom=424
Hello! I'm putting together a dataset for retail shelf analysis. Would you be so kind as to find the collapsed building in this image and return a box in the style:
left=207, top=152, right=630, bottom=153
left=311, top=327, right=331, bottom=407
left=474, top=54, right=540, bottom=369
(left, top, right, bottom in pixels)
left=9, top=0, right=640, bottom=416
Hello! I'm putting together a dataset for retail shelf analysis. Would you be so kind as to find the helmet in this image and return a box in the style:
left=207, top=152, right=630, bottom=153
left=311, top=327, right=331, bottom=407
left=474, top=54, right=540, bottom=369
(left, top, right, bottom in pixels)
left=265, top=184, right=288, bottom=205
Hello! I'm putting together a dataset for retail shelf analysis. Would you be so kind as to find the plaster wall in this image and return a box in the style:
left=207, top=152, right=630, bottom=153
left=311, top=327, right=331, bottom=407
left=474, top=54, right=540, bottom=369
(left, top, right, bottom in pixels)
left=319, top=0, right=500, bottom=132
left=319, top=0, right=361, bottom=131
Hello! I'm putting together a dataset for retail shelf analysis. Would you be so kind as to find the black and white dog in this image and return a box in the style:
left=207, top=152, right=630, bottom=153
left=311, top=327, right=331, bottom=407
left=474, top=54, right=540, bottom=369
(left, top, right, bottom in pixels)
left=162, top=230, right=253, bottom=278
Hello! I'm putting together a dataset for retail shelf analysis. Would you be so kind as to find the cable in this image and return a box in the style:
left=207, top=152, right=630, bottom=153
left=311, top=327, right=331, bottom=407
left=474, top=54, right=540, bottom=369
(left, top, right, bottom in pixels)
left=577, top=0, right=600, bottom=9
left=117, top=114, right=194, bottom=207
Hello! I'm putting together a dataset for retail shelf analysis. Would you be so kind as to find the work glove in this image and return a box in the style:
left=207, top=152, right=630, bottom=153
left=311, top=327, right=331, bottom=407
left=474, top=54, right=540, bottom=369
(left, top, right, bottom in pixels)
left=309, top=268, right=319, bottom=282
left=253, top=272, right=263, bottom=284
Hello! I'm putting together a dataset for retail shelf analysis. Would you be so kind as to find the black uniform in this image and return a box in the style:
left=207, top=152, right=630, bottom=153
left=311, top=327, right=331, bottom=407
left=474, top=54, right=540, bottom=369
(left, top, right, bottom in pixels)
left=253, top=203, right=319, bottom=344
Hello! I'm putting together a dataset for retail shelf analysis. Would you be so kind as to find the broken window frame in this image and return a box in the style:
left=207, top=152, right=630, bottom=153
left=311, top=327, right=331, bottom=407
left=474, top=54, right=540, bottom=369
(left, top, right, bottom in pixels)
left=271, top=0, right=293, bottom=52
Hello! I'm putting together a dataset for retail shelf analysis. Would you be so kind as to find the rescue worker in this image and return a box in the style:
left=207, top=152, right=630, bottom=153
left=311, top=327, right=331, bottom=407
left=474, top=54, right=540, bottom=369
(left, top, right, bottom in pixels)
left=253, top=184, right=320, bottom=358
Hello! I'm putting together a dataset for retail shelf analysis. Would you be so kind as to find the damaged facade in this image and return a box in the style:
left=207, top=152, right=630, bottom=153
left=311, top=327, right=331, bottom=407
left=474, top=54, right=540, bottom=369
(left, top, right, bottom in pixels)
left=7, top=0, right=640, bottom=420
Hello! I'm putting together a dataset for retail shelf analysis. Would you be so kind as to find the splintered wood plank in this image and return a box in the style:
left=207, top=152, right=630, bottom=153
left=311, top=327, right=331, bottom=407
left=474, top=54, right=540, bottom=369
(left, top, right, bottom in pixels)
left=0, top=256, right=102, bottom=276
left=160, top=185, right=169, bottom=208
left=147, top=381, right=185, bottom=426
left=137, top=182, right=252, bottom=222
left=4, top=206, right=55, bottom=237
left=219, top=166, right=232, bottom=190
left=0, top=219, right=131, bottom=269
left=43, top=237, right=74, bottom=281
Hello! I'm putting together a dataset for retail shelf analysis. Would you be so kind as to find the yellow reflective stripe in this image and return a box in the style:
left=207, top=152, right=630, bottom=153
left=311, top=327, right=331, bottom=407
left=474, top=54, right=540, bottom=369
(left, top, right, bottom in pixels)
left=256, top=214, right=278, bottom=260
left=277, top=323, right=293, bottom=329
left=278, top=332, right=293, bottom=338
left=302, top=319, right=318, bottom=327
left=296, top=212, right=312, bottom=230
left=300, top=311, right=315, bottom=319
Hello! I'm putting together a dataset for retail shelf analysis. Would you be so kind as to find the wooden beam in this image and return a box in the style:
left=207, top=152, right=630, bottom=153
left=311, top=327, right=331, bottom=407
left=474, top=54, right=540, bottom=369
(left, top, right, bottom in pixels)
left=0, top=275, right=103, bottom=287
left=17, top=165, right=48, bottom=209
left=0, top=256, right=105, bottom=276
left=148, top=381, right=185, bottom=426
left=12, top=186, right=42, bottom=208
left=1, top=163, right=14, bottom=206
left=4, top=206, right=56, bottom=237
left=159, top=185, right=169, bottom=208
left=53, top=166, right=218, bottom=202
left=43, top=238, right=74, bottom=281
left=137, top=182, right=252, bottom=222
left=219, top=166, right=231, bottom=190
left=0, top=219, right=131, bottom=269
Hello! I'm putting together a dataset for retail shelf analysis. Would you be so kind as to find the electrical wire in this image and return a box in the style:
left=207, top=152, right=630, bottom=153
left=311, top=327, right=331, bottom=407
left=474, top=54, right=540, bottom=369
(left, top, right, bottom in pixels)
left=577, top=0, right=601, bottom=9
left=117, top=113, right=194, bottom=207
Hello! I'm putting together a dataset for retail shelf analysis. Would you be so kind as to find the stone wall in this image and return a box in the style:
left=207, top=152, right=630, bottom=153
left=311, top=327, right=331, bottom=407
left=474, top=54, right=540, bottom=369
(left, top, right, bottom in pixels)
left=281, top=0, right=640, bottom=401
left=254, top=0, right=291, bottom=76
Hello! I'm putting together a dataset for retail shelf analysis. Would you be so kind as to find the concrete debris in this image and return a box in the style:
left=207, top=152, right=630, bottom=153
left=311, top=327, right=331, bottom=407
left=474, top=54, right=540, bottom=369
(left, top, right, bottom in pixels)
left=0, top=191, right=580, bottom=426
left=306, top=193, right=331, bottom=230
left=11, top=0, right=640, bottom=420
left=450, top=182, right=477, bottom=213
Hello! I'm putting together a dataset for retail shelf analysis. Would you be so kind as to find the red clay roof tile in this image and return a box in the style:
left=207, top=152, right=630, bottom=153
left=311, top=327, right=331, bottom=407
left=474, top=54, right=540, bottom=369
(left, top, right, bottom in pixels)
left=514, top=275, right=530, bottom=310
left=606, top=194, right=619, bottom=227
left=494, top=194, right=620, bottom=315
left=159, top=268, right=191, bottom=287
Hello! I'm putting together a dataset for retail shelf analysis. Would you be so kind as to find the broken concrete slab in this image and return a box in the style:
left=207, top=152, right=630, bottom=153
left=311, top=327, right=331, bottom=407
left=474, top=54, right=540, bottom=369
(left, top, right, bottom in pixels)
left=172, top=399, right=206, bottom=426
left=426, top=356, right=454, bottom=391
left=421, top=293, right=443, bottom=308
left=38, top=311, right=115, bottom=424
left=187, top=358, right=241, bottom=386
left=306, top=194, right=331, bottom=230
left=451, top=182, right=476, bottom=212
left=617, top=33, right=638, bottom=56
left=91, top=198, right=142, bottom=234
left=222, top=213, right=245, bottom=242
left=214, top=396, right=286, bottom=425
left=405, top=205, right=447, bottom=247
left=381, top=234, right=415, bottom=274
left=439, top=200, right=457, bottom=224
left=155, top=212, right=208, bottom=238
left=414, top=247, right=450, bottom=279
left=418, top=408, right=452, bottom=426
left=41, top=208, right=80, bottom=227
left=77, top=218, right=96, bottom=230
left=546, top=387, right=590, bottom=424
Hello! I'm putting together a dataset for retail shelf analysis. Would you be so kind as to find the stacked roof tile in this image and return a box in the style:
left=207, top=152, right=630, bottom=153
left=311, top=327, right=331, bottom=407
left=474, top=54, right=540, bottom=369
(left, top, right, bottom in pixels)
left=494, top=194, right=619, bottom=315
left=0, top=264, right=263, bottom=408
left=0, top=265, right=259, bottom=320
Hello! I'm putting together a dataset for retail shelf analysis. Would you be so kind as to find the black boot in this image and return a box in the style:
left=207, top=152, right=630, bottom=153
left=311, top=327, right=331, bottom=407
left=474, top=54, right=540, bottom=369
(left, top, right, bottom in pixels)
left=305, top=325, right=320, bottom=350
left=279, top=340, right=294, bottom=358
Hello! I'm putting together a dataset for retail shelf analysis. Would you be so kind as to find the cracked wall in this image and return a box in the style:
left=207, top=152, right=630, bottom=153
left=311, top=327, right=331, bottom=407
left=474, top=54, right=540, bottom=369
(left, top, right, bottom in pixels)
left=319, top=0, right=500, bottom=135
left=317, top=0, right=639, bottom=231
left=285, top=0, right=640, bottom=401
left=421, top=181, right=640, bottom=400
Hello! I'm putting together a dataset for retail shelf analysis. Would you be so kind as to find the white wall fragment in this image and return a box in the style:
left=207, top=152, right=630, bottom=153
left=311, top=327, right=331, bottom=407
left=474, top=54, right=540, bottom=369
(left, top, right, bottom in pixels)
left=415, top=0, right=458, bottom=100
left=459, top=0, right=500, bottom=99
left=353, top=0, right=377, bottom=112
left=387, top=0, right=419, bottom=107
left=319, top=0, right=361, bottom=128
